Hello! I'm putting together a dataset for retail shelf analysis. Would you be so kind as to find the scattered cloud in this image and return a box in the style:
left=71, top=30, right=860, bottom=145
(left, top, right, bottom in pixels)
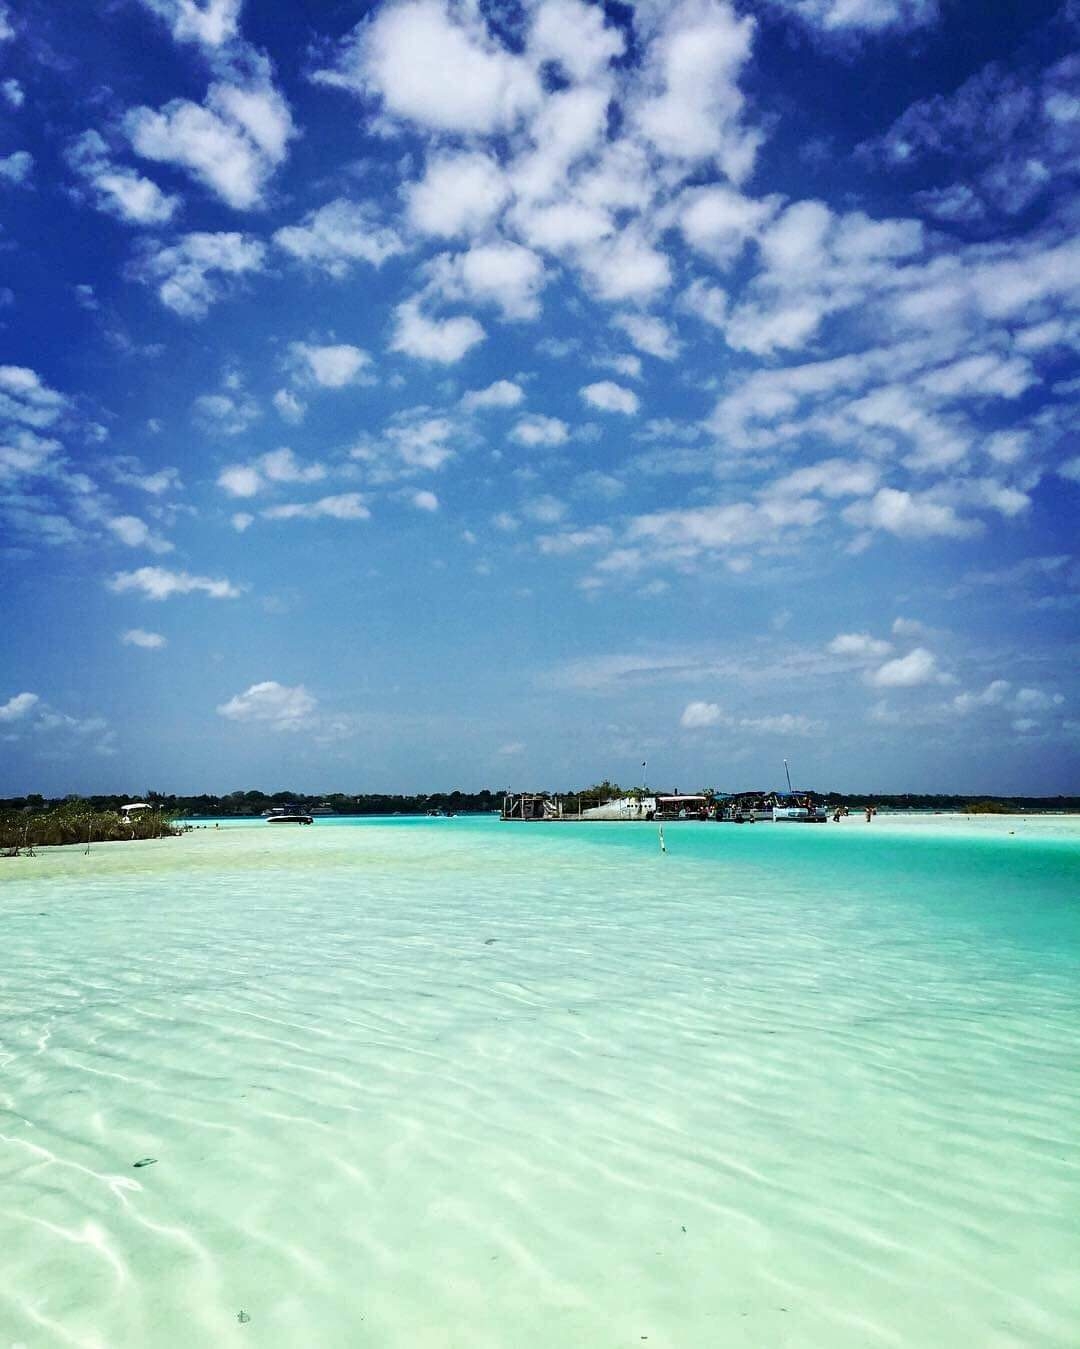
left=131, top=231, right=267, bottom=317
left=315, top=0, right=542, bottom=135
left=217, top=680, right=317, bottom=730
left=126, top=75, right=295, bottom=210
left=390, top=298, right=485, bottom=363
left=218, top=447, right=325, bottom=497
left=136, top=0, right=243, bottom=48
left=681, top=700, right=723, bottom=728
left=272, top=388, right=306, bottom=424
left=828, top=632, right=892, bottom=658
left=107, top=566, right=242, bottom=600
left=510, top=414, right=569, bottom=447
left=289, top=341, right=373, bottom=388
left=580, top=381, right=640, bottom=415
left=107, top=514, right=173, bottom=553
left=121, top=628, right=167, bottom=649
left=0, top=691, right=39, bottom=721
left=462, top=379, right=525, bottom=411
left=0, top=150, right=33, bottom=186
left=262, top=492, right=370, bottom=521
left=612, top=312, right=680, bottom=361
left=274, top=199, right=404, bottom=275
left=867, top=647, right=945, bottom=687
left=66, top=130, right=180, bottom=225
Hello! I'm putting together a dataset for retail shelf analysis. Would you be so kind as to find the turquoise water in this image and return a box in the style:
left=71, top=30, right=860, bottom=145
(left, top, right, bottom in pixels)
left=1, top=816, right=1078, bottom=1347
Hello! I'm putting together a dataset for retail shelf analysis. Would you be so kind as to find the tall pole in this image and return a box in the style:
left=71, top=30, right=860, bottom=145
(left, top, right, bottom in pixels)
left=641, top=760, right=647, bottom=792
left=784, top=758, right=793, bottom=794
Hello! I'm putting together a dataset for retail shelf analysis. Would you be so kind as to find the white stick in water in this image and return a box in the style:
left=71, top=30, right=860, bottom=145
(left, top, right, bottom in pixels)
left=658, top=824, right=666, bottom=854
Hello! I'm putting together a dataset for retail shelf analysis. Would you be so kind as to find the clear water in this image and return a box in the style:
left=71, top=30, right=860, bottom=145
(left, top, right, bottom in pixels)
left=2, top=816, right=1078, bottom=1347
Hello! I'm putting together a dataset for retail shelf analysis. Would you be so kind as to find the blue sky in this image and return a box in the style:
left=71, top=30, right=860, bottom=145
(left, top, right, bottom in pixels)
left=1, top=0, right=1078, bottom=796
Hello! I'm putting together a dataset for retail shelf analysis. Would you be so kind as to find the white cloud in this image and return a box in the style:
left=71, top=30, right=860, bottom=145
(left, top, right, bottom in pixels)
left=681, top=700, right=723, bottom=728
left=843, top=488, right=980, bottom=539
left=522, top=493, right=567, bottom=524
left=121, top=628, right=167, bottom=649
left=289, top=341, right=372, bottom=388
left=262, top=493, right=369, bottom=521
left=510, top=414, right=569, bottom=447
left=0, top=150, right=32, bottom=185
left=272, top=388, right=305, bottom=424
left=580, top=381, right=640, bottom=415
left=133, top=231, right=267, bottom=318
left=192, top=389, right=260, bottom=434
left=107, top=514, right=173, bottom=554
left=2, top=78, right=23, bottom=108
left=0, top=691, right=38, bottom=721
left=390, top=298, right=485, bottom=363
left=765, top=458, right=880, bottom=500
left=218, top=464, right=262, bottom=498
left=613, top=313, right=680, bottom=360
left=678, top=184, right=774, bottom=265
left=529, top=0, right=625, bottom=83
left=828, top=632, right=892, bottom=658
left=126, top=77, right=294, bottom=210
left=634, top=0, right=759, bottom=180
left=137, top=0, right=242, bottom=47
left=231, top=512, right=254, bottom=532
left=218, top=448, right=326, bottom=497
left=627, top=495, right=824, bottom=562
left=430, top=241, right=546, bottom=320
left=108, top=566, right=242, bottom=600
left=217, top=680, right=317, bottom=730
left=739, top=713, right=821, bottom=735
left=579, top=229, right=672, bottom=303
left=778, top=0, right=939, bottom=33
left=274, top=199, right=404, bottom=275
left=109, top=460, right=182, bottom=495
left=382, top=417, right=458, bottom=471
left=537, top=524, right=613, bottom=555
left=510, top=85, right=611, bottom=203
left=317, top=0, right=541, bottom=134
left=66, top=130, right=180, bottom=226
left=0, top=366, right=66, bottom=428
left=511, top=198, right=614, bottom=252
left=953, top=680, right=1010, bottom=713
left=1014, top=686, right=1064, bottom=712
left=411, top=489, right=439, bottom=512
left=461, top=379, right=524, bottom=411
left=261, top=448, right=326, bottom=484
left=867, top=647, right=942, bottom=688
left=406, top=152, right=509, bottom=238
left=678, top=279, right=729, bottom=329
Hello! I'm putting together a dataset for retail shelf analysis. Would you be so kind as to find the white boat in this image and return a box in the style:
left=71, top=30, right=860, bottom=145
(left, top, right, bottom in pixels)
left=578, top=795, right=657, bottom=820
left=266, top=812, right=313, bottom=825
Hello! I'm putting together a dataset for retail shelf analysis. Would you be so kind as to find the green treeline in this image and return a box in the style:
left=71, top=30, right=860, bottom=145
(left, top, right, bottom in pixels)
left=2, top=788, right=1078, bottom=821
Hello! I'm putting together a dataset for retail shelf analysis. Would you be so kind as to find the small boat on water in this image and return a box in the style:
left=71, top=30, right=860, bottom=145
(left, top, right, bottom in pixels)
left=264, top=804, right=313, bottom=824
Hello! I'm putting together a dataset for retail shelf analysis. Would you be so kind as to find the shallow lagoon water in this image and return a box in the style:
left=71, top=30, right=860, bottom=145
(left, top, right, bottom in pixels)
left=1, top=816, right=1078, bottom=1347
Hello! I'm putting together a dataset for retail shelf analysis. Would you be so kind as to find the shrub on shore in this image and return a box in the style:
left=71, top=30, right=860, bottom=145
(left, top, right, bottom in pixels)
left=0, top=803, right=179, bottom=855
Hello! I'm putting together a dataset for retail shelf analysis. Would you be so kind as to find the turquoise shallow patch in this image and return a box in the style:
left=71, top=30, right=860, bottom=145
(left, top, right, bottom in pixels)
left=1, top=816, right=1078, bottom=1346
